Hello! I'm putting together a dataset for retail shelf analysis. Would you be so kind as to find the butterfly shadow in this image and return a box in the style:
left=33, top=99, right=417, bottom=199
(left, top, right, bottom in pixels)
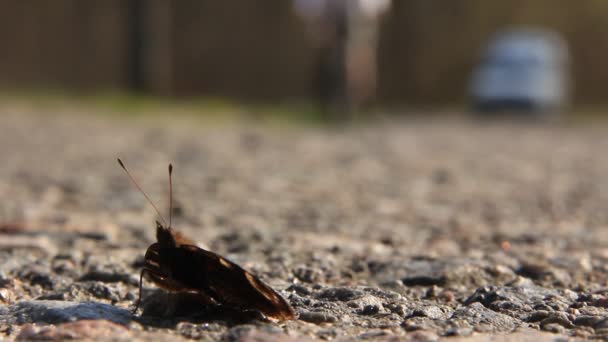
left=132, top=290, right=269, bottom=328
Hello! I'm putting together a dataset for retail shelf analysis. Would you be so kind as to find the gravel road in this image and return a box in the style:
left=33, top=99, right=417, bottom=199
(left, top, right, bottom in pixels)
left=1, top=110, right=608, bottom=341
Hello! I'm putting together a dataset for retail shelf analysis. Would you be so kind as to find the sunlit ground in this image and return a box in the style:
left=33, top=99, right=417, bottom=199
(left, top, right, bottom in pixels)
left=2, top=94, right=608, bottom=340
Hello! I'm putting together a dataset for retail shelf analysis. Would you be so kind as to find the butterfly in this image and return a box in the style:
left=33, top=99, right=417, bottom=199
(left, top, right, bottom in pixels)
left=118, top=159, right=295, bottom=321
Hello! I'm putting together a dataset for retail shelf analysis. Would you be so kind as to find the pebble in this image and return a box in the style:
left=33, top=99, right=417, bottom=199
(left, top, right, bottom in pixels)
left=357, top=304, right=380, bottom=316
left=17, top=268, right=57, bottom=289
left=176, top=322, right=223, bottom=339
left=0, top=271, right=11, bottom=287
left=450, top=302, right=518, bottom=333
left=316, top=287, right=364, bottom=301
left=444, top=327, right=473, bottom=337
left=0, top=235, right=57, bottom=254
left=234, top=329, right=315, bottom=342
left=85, top=282, right=122, bottom=302
left=79, top=270, right=136, bottom=284
left=464, top=285, right=569, bottom=321
left=2, top=300, right=132, bottom=325
left=16, top=320, right=127, bottom=341
left=407, top=330, right=440, bottom=341
left=357, top=329, right=389, bottom=339
left=287, top=284, right=311, bottom=296
left=298, top=310, right=338, bottom=324
left=541, top=323, right=567, bottom=334
left=402, top=275, right=447, bottom=287
left=573, top=315, right=603, bottom=327
left=293, top=266, right=323, bottom=283
left=223, top=325, right=256, bottom=342
left=538, top=312, right=574, bottom=329
left=315, top=328, right=338, bottom=339
left=402, top=317, right=433, bottom=332
left=594, top=318, right=608, bottom=330
left=409, top=306, right=447, bottom=320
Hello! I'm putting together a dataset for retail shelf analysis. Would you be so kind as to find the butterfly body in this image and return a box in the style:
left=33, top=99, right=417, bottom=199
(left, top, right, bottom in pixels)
left=118, top=159, right=295, bottom=321
left=136, top=222, right=296, bottom=321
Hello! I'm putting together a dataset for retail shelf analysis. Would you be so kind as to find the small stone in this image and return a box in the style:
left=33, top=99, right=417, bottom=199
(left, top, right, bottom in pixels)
left=538, top=311, right=574, bottom=329
left=440, top=290, right=456, bottom=302
left=316, top=287, right=364, bottom=301
left=79, top=270, right=136, bottom=284
left=293, top=266, right=323, bottom=283
left=0, top=271, right=11, bottom=287
left=425, top=285, right=441, bottom=299
left=298, top=311, right=338, bottom=324
left=363, top=287, right=401, bottom=300
left=358, top=330, right=389, bottom=339
left=223, top=324, right=256, bottom=342
left=402, top=275, right=447, bottom=287
left=357, top=304, right=380, bottom=316
left=450, top=302, right=517, bottom=333
left=506, top=276, right=536, bottom=287
left=402, top=317, right=428, bottom=332
left=177, top=322, right=222, bottom=339
left=410, top=306, right=445, bottom=320
left=287, top=284, right=311, bottom=296
left=573, top=326, right=595, bottom=339
left=407, top=330, right=439, bottom=341
left=527, top=310, right=552, bottom=322
left=463, top=284, right=569, bottom=320
left=444, top=327, right=473, bottom=336
left=574, top=315, right=603, bottom=327
left=85, top=282, right=122, bottom=302
left=541, top=323, right=566, bottom=334
left=533, top=303, right=554, bottom=311
left=594, top=318, right=608, bottom=330
left=0, top=235, right=57, bottom=254
left=78, top=231, right=108, bottom=241
left=385, top=303, right=406, bottom=316
left=516, top=262, right=551, bottom=280
left=18, top=268, right=56, bottom=289
left=237, top=329, right=314, bottom=342
left=5, top=300, right=131, bottom=325
left=315, top=328, right=338, bottom=340
left=491, top=300, right=524, bottom=311
left=579, top=305, right=606, bottom=316
left=0, top=288, right=12, bottom=303
left=431, top=168, right=450, bottom=184
left=592, top=297, right=608, bottom=308
left=16, top=320, right=127, bottom=341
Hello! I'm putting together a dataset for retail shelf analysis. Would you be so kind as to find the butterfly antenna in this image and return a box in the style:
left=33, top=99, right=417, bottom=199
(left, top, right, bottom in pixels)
left=117, top=158, right=168, bottom=227
left=168, top=163, right=173, bottom=228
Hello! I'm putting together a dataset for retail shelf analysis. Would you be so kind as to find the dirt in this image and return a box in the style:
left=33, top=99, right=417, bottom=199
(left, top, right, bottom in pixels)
left=1, top=110, right=608, bottom=341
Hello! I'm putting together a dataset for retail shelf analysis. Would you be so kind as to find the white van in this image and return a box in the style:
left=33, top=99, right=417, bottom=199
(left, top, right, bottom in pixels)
left=470, top=28, right=569, bottom=116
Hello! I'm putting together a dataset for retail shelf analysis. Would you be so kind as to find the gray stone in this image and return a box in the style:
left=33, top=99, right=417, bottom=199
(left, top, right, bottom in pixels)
left=298, top=310, right=338, bottom=324
left=449, top=302, right=518, bottom=333
left=410, top=306, right=448, bottom=320
left=2, top=300, right=132, bottom=325
left=315, top=287, right=364, bottom=301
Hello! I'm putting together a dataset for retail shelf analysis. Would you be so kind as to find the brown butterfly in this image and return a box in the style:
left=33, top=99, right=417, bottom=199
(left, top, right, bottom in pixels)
left=117, top=159, right=295, bottom=321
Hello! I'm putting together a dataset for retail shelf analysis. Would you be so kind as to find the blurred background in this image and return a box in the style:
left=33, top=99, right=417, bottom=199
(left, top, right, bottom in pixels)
left=1, top=0, right=607, bottom=118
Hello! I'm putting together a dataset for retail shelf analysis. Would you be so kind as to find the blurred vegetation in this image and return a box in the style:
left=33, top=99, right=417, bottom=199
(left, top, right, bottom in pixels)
left=0, top=90, right=342, bottom=127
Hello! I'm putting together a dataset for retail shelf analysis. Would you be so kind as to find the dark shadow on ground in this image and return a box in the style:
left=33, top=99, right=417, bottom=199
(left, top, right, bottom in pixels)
left=133, top=291, right=269, bottom=328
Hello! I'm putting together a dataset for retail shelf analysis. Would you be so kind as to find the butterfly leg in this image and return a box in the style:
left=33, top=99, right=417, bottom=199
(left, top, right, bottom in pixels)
left=239, top=309, right=269, bottom=322
left=132, top=269, right=147, bottom=314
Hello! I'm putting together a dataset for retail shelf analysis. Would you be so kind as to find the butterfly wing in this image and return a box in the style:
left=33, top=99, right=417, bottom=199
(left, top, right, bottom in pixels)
left=171, top=245, right=295, bottom=320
